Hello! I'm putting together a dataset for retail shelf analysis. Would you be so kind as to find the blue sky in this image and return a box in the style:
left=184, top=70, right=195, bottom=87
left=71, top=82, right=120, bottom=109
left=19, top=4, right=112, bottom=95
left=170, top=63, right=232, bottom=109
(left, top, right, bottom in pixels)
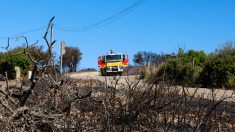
left=0, top=0, right=235, bottom=69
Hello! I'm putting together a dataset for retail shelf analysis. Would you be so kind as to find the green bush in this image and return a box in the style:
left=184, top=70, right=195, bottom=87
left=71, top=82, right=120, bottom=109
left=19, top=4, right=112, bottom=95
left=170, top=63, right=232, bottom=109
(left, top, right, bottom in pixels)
left=0, top=47, right=31, bottom=79
left=145, top=44, right=235, bottom=89
left=199, top=47, right=235, bottom=88
left=152, top=49, right=205, bottom=86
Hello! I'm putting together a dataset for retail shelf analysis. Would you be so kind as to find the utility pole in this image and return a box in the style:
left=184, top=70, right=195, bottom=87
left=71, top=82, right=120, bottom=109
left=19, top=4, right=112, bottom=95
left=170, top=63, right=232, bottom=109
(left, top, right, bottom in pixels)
left=60, top=41, right=66, bottom=74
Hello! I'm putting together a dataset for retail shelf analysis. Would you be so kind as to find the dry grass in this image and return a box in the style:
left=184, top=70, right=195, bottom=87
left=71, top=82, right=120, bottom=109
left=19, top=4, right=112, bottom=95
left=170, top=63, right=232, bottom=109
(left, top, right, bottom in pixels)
left=0, top=74, right=235, bottom=131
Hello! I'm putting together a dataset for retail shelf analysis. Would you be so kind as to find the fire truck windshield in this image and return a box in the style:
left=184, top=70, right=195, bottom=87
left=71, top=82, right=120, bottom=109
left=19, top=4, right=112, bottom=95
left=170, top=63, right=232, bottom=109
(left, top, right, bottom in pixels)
left=106, top=55, right=122, bottom=62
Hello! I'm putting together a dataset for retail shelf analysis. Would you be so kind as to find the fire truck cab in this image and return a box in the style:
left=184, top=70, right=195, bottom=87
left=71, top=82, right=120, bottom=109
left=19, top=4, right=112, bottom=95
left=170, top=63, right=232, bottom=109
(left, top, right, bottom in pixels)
left=98, top=50, right=128, bottom=76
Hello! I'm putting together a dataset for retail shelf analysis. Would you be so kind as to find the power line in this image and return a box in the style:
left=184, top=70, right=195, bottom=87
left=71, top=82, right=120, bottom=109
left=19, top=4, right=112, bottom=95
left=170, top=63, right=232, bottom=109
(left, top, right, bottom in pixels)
left=56, top=0, right=145, bottom=32
left=0, top=26, right=46, bottom=41
left=55, top=0, right=146, bottom=32
left=0, top=0, right=146, bottom=40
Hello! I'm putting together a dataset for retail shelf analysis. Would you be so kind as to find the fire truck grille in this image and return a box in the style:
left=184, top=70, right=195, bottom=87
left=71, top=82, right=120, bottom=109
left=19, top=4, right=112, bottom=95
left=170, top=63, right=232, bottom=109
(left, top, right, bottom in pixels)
left=111, top=67, right=118, bottom=71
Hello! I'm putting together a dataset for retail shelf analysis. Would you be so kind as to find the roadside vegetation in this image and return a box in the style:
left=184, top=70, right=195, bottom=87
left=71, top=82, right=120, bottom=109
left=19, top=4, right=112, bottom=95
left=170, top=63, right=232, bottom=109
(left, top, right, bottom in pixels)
left=0, top=47, right=31, bottom=79
left=133, top=41, right=235, bottom=89
left=79, top=68, right=97, bottom=73
left=0, top=43, right=82, bottom=80
left=62, top=46, right=82, bottom=72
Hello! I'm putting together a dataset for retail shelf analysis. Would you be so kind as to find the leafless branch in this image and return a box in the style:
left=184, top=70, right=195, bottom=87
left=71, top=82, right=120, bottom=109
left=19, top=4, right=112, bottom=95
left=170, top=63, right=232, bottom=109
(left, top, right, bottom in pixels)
left=0, top=38, right=10, bottom=51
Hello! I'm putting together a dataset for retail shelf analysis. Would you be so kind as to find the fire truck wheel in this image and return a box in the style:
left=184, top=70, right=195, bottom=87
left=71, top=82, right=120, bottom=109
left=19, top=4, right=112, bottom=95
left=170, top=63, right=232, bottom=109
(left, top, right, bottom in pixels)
left=118, top=72, right=123, bottom=76
left=101, top=69, right=106, bottom=76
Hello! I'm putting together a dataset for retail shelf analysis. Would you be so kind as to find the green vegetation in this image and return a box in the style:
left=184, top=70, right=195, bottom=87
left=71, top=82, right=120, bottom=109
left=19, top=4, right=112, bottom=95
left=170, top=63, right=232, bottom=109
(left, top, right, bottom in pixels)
left=156, top=48, right=206, bottom=86
left=0, top=45, right=83, bottom=79
left=0, top=47, right=31, bottom=79
left=135, top=41, right=235, bottom=88
left=199, top=42, right=235, bottom=88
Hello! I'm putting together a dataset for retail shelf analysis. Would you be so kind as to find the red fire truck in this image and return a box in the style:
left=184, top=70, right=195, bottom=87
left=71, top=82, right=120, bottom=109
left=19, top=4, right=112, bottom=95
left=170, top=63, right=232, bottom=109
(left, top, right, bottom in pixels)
left=98, top=50, right=128, bottom=76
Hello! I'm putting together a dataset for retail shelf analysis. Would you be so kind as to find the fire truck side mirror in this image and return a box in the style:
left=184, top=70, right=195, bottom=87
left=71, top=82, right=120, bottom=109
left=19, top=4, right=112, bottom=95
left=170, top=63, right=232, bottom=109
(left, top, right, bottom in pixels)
left=98, top=56, right=105, bottom=67
left=101, top=56, right=105, bottom=62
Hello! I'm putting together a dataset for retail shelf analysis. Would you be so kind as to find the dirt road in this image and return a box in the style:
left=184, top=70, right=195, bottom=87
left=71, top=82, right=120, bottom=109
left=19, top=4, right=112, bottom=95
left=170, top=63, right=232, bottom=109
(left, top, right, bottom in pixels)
left=68, top=71, right=139, bottom=86
left=67, top=71, right=235, bottom=102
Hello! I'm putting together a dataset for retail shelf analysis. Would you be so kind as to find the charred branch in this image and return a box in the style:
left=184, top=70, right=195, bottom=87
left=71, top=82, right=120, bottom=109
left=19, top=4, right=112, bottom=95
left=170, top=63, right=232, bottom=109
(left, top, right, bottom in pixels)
left=0, top=38, right=10, bottom=50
